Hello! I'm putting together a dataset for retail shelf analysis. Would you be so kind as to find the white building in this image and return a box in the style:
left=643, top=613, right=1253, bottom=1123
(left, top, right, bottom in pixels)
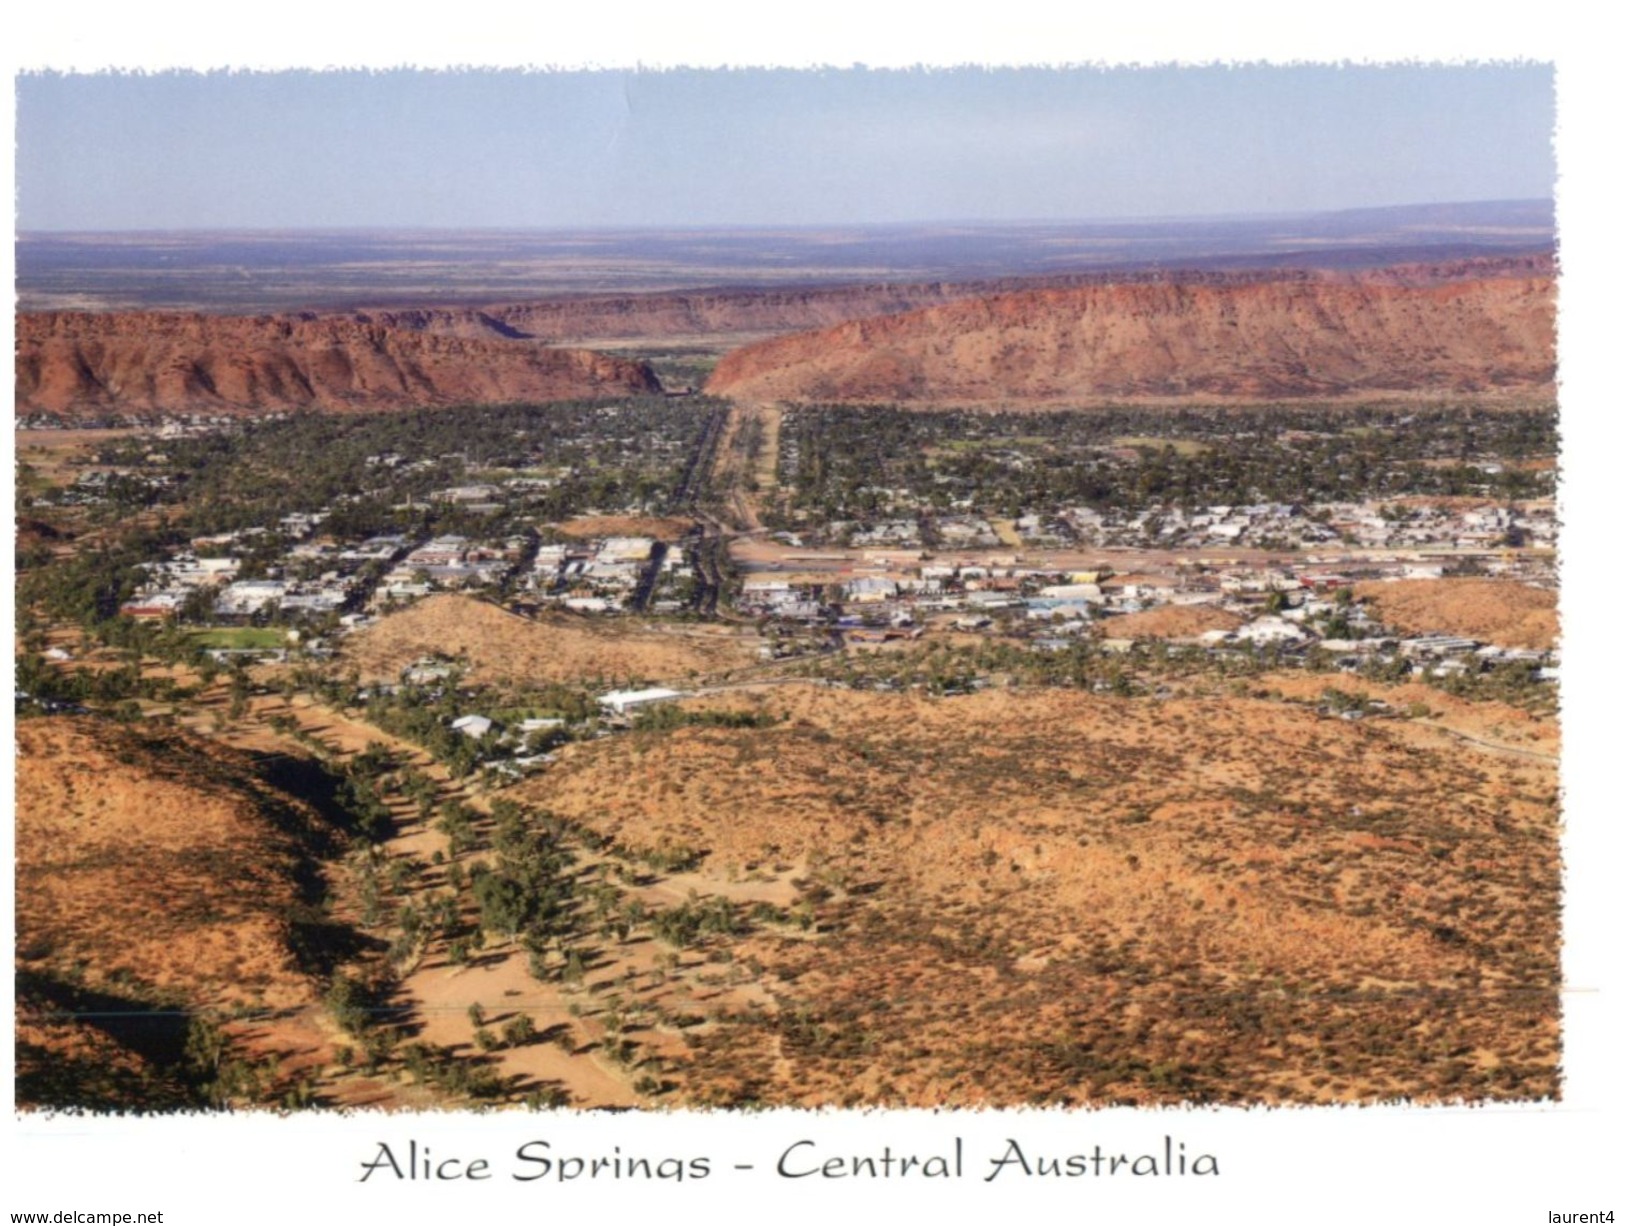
left=1235, top=616, right=1310, bottom=646
left=451, top=714, right=495, bottom=739
left=214, top=580, right=287, bottom=616
left=598, top=687, right=684, bottom=716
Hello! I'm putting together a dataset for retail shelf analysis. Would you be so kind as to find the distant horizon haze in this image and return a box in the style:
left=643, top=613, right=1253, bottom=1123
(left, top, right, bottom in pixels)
left=15, top=66, right=1556, bottom=232
left=12, top=195, right=1558, bottom=237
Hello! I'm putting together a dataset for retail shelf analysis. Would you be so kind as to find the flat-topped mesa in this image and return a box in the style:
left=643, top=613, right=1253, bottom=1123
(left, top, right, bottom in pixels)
left=704, top=272, right=1557, bottom=406
left=14, top=311, right=662, bottom=419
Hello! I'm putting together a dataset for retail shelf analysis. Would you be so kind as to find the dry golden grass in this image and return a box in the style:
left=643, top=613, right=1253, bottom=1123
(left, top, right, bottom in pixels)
left=15, top=716, right=328, bottom=1013
left=1257, top=670, right=1559, bottom=756
left=344, top=594, right=757, bottom=686
left=1103, top=604, right=1245, bottom=640
left=1356, top=578, right=1558, bottom=650
left=520, top=684, right=1559, bottom=1106
left=14, top=428, right=145, bottom=484
left=554, top=515, right=696, bottom=542
left=13, top=1002, right=174, bottom=1110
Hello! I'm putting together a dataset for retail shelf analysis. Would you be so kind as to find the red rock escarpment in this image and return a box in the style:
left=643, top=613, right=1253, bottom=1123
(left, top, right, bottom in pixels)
left=363, top=256, right=1554, bottom=345
left=15, top=312, right=661, bottom=418
left=704, top=274, right=1556, bottom=405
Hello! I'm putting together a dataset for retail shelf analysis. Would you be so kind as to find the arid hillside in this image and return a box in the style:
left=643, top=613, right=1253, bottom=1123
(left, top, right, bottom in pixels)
left=15, top=715, right=353, bottom=1109
left=1102, top=604, right=1247, bottom=640
left=519, top=683, right=1559, bottom=1106
left=343, top=593, right=757, bottom=686
left=15, top=716, right=339, bottom=1011
left=15, top=311, right=660, bottom=419
left=706, top=273, right=1556, bottom=405
left=1355, top=578, right=1559, bottom=650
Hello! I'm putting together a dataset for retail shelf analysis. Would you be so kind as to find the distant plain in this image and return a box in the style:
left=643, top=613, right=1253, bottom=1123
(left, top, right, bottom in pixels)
left=17, top=199, right=1554, bottom=313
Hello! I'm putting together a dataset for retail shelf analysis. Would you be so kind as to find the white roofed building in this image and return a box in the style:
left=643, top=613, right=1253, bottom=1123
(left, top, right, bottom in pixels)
left=598, top=687, right=684, bottom=716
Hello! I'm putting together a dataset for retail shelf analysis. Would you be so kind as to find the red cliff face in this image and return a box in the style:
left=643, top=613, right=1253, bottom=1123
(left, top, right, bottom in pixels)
left=704, top=273, right=1557, bottom=405
left=359, top=257, right=1555, bottom=345
left=15, top=259, right=1554, bottom=417
left=14, top=312, right=661, bottom=419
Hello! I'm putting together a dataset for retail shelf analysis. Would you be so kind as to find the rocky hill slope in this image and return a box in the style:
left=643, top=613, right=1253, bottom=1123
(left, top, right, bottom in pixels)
left=15, top=715, right=353, bottom=1108
left=15, top=715, right=343, bottom=1013
left=15, top=311, right=661, bottom=419
left=17, top=258, right=1554, bottom=417
left=705, top=270, right=1556, bottom=405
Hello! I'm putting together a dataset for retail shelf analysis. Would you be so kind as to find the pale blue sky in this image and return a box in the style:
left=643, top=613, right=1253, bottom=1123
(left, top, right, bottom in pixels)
left=15, top=65, right=1555, bottom=230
